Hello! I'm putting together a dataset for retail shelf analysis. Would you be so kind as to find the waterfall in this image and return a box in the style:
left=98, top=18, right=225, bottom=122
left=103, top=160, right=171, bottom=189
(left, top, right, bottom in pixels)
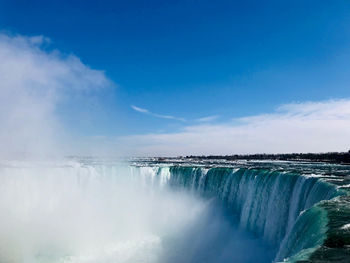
left=133, top=165, right=348, bottom=262
left=0, top=160, right=348, bottom=263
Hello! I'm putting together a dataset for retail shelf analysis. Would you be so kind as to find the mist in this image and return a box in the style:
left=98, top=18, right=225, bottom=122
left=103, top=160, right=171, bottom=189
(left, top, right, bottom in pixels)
left=0, top=33, right=111, bottom=159
left=0, top=32, right=275, bottom=263
left=0, top=160, right=273, bottom=263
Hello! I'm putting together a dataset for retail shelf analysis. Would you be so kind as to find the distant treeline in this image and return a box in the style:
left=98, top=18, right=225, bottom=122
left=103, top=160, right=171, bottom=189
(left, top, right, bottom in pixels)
left=185, top=151, right=350, bottom=164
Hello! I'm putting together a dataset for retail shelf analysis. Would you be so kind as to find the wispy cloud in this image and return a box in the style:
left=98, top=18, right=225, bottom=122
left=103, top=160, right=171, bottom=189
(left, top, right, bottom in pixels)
left=120, top=99, right=350, bottom=156
left=131, top=105, right=186, bottom=122
left=131, top=105, right=149, bottom=114
left=196, top=115, right=219, bottom=122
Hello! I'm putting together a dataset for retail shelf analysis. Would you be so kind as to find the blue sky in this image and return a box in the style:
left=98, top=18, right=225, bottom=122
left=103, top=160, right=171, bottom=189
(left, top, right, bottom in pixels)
left=1, top=0, right=350, bottom=156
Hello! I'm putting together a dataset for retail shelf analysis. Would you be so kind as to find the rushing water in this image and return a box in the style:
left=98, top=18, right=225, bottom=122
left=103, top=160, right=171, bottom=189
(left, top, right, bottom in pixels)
left=0, top=158, right=349, bottom=263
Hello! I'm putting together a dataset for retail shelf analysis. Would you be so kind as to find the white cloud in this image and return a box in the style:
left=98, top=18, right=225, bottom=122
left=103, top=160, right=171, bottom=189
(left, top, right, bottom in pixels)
left=120, top=99, right=350, bottom=156
left=196, top=115, right=219, bottom=122
left=0, top=33, right=111, bottom=159
left=131, top=105, right=186, bottom=121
